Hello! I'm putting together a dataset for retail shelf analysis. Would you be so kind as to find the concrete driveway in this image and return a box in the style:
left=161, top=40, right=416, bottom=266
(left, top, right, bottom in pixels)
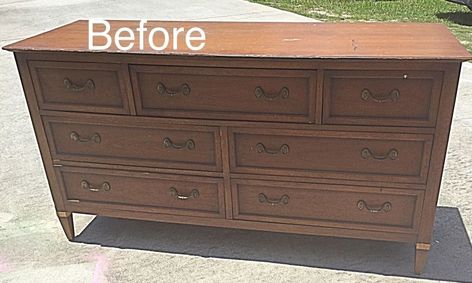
left=1, top=1, right=471, bottom=282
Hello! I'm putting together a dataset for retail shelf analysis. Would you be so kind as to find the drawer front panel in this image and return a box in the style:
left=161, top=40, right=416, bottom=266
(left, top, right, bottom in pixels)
left=232, top=179, right=423, bottom=232
left=230, top=128, right=432, bottom=183
left=43, top=116, right=222, bottom=171
left=29, top=61, right=130, bottom=114
left=57, top=167, right=225, bottom=218
left=131, top=65, right=316, bottom=122
left=323, top=70, right=443, bottom=127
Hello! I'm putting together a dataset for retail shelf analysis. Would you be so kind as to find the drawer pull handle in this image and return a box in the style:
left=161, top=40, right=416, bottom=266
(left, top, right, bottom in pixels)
left=81, top=180, right=111, bottom=192
left=258, top=193, right=290, bottom=206
left=70, top=131, right=101, bottom=144
left=361, top=148, right=398, bottom=160
left=156, top=82, right=191, bottom=97
left=357, top=200, right=392, bottom=213
left=64, top=78, right=95, bottom=92
left=163, top=137, right=195, bottom=150
left=169, top=187, right=200, bottom=200
left=361, top=88, right=399, bottom=103
left=254, top=86, right=289, bottom=100
left=256, top=143, right=289, bottom=155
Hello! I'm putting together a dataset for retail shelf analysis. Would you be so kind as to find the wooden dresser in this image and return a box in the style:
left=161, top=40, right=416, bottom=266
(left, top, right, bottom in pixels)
left=4, top=20, right=470, bottom=274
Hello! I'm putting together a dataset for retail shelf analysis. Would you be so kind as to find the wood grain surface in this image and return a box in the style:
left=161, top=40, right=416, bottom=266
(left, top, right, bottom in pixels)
left=4, top=20, right=471, bottom=60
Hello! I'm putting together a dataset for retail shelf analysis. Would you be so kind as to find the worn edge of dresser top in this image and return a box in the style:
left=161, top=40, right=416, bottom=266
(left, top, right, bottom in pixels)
left=3, top=20, right=471, bottom=61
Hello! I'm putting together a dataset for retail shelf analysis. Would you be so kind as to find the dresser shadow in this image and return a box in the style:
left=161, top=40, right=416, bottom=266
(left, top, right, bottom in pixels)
left=74, top=206, right=472, bottom=282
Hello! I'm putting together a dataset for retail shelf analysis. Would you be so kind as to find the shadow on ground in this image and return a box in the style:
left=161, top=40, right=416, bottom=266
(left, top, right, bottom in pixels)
left=74, top=207, right=472, bottom=282
left=437, top=11, right=472, bottom=26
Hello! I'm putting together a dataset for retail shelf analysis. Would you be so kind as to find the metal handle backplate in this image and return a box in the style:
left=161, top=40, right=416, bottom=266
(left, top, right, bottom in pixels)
left=169, top=187, right=199, bottom=200
left=81, top=180, right=110, bottom=192
left=361, top=88, right=400, bottom=103
left=64, top=78, right=95, bottom=92
left=163, top=137, right=195, bottom=150
left=157, top=82, right=191, bottom=97
left=256, top=143, right=289, bottom=155
left=361, top=148, right=398, bottom=160
left=254, top=86, right=289, bottom=100
left=258, top=193, right=290, bottom=206
left=357, top=200, right=392, bottom=213
left=70, top=131, right=101, bottom=144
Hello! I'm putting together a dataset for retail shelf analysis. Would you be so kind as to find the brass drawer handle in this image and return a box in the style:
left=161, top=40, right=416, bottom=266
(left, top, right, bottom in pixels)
left=357, top=200, right=392, bottom=213
left=254, top=86, right=289, bottom=100
left=156, top=82, right=191, bottom=97
left=163, top=137, right=195, bottom=150
left=361, top=88, right=399, bottom=103
left=64, top=78, right=95, bottom=92
left=70, top=131, right=101, bottom=144
left=258, top=193, right=289, bottom=206
left=169, top=187, right=200, bottom=200
left=361, top=148, right=398, bottom=160
left=81, top=180, right=111, bottom=192
left=256, top=143, right=289, bottom=155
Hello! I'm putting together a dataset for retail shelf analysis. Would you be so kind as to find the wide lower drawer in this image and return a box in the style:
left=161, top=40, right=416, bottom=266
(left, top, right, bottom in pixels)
left=232, top=179, right=424, bottom=232
left=57, top=166, right=225, bottom=218
left=130, top=65, right=316, bottom=123
left=323, top=70, right=443, bottom=127
left=229, top=128, right=433, bottom=183
left=29, top=61, right=131, bottom=114
left=43, top=115, right=222, bottom=171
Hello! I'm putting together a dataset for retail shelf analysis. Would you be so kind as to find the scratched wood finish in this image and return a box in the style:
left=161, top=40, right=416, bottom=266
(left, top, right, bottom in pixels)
left=130, top=65, right=316, bottom=123
left=3, top=21, right=470, bottom=60
left=56, top=166, right=225, bottom=218
left=29, top=60, right=131, bottom=114
left=232, top=179, right=424, bottom=232
left=323, top=70, right=443, bottom=127
left=229, top=128, right=433, bottom=183
left=5, top=21, right=471, bottom=275
left=43, top=115, right=222, bottom=172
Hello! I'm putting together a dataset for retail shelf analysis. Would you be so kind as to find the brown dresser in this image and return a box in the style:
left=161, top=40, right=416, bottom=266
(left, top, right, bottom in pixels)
left=4, top=20, right=470, bottom=274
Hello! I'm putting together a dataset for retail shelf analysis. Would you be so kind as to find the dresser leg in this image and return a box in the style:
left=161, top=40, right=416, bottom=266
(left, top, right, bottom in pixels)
left=57, top=211, right=74, bottom=241
left=415, top=242, right=431, bottom=274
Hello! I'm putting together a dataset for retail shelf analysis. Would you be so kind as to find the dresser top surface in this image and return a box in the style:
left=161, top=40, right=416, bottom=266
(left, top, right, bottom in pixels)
left=4, top=20, right=471, bottom=61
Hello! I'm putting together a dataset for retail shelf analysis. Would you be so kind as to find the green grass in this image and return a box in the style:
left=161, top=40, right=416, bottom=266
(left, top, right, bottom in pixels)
left=249, top=0, right=472, bottom=53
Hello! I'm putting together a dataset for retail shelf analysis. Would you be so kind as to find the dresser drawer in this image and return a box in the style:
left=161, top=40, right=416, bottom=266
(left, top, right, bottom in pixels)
left=130, top=65, right=316, bottom=123
left=323, top=70, right=443, bottom=127
left=232, top=179, right=424, bottom=232
left=29, top=61, right=131, bottom=114
left=57, top=166, right=225, bottom=218
left=43, top=116, right=222, bottom=171
left=229, top=128, right=432, bottom=183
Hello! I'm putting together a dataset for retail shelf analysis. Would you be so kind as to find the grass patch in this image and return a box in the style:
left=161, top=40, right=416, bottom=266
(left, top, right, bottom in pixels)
left=249, top=0, right=472, bottom=53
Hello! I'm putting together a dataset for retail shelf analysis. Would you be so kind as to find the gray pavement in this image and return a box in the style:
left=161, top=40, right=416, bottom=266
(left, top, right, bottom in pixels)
left=0, top=1, right=471, bottom=282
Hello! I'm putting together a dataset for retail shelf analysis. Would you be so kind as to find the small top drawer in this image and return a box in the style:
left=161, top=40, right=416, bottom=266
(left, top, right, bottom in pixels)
left=29, top=61, right=131, bottom=114
left=130, top=65, right=316, bottom=123
left=323, top=70, right=443, bottom=127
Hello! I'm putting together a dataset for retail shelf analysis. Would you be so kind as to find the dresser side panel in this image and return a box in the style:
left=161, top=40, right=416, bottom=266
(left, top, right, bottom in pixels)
left=14, top=52, right=67, bottom=211
left=418, top=62, right=462, bottom=244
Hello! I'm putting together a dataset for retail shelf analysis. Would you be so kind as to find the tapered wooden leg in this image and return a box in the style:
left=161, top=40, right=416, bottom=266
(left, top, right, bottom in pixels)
left=57, top=211, right=74, bottom=240
left=415, top=243, right=431, bottom=274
